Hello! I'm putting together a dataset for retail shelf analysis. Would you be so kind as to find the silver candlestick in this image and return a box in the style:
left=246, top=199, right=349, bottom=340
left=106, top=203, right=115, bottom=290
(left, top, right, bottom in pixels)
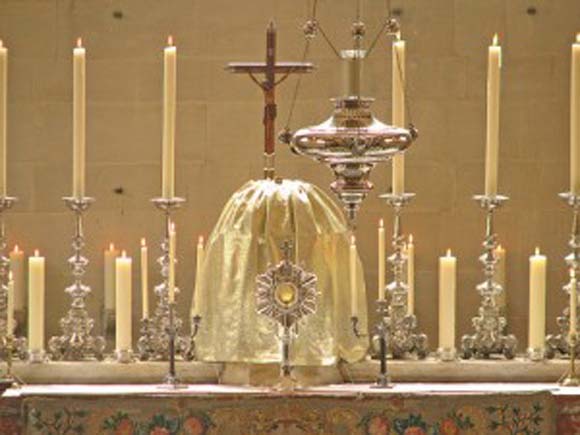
left=379, top=192, right=428, bottom=359
left=184, top=314, right=202, bottom=361
left=0, top=197, right=26, bottom=361
left=159, top=302, right=186, bottom=389
left=461, top=194, right=517, bottom=359
left=137, top=197, right=191, bottom=361
left=546, top=192, right=580, bottom=359
left=49, top=197, right=105, bottom=361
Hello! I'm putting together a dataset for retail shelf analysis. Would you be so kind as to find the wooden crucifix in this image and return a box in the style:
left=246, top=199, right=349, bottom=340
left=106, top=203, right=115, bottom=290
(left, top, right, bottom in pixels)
left=226, top=21, right=314, bottom=179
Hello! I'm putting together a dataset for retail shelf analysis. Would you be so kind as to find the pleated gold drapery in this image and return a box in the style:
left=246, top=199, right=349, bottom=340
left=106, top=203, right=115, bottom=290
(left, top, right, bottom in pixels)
left=194, top=179, right=369, bottom=366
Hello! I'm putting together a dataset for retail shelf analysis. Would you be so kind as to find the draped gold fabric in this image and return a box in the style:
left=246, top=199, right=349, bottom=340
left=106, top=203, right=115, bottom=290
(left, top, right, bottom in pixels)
left=195, top=179, right=369, bottom=366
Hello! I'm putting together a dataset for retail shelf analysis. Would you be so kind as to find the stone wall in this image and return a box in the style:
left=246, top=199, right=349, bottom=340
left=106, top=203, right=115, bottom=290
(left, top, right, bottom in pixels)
left=1, top=0, right=579, bottom=351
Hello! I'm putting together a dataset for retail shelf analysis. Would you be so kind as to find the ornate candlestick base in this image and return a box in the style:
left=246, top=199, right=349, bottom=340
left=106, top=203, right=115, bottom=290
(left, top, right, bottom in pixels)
left=0, top=335, right=22, bottom=390
left=546, top=192, right=580, bottom=359
left=159, top=303, right=186, bottom=389
left=560, top=333, right=580, bottom=386
left=138, top=197, right=191, bottom=361
left=27, top=349, right=47, bottom=364
left=370, top=299, right=392, bottom=389
left=527, top=347, right=545, bottom=362
left=184, top=315, right=202, bottom=361
left=438, top=347, right=457, bottom=362
left=461, top=195, right=517, bottom=359
left=380, top=192, right=428, bottom=359
left=114, top=349, right=134, bottom=364
left=49, top=197, right=105, bottom=361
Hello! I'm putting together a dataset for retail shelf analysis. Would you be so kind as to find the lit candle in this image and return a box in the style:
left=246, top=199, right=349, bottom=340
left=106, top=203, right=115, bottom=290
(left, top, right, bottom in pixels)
left=571, top=34, right=580, bottom=194
left=104, top=243, right=119, bottom=310
left=392, top=36, right=406, bottom=195
left=6, top=271, right=13, bottom=335
left=378, top=219, right=385, bottom=300
left=162, top=36, right=177, bottom=199
left=140, top=238, right=148, bottom=319
left=350, top=235, right=358, bottom=316
left=528, top=247, right=546, bottom=352
left=191, top=235, right=205, bottom=316
left=73, top=38, right=86, bottom=199
left=168, top=222, right=176, bottom=303
left=115, top=251, right=132, bottom=352
left=28, top=250, right=45, bottom=352
left=9, top=245, right=25, bottom=311
left=485, top=34, right=501, bottom=197
left=0, top=40, right=7, bottom=197
left=494, top=244, right=507, bottom=312
left=571, top=274, right=578, bottom=336
left=407, top=234, right=415, bottom=315
left=439, top=249, right=456, bottom=350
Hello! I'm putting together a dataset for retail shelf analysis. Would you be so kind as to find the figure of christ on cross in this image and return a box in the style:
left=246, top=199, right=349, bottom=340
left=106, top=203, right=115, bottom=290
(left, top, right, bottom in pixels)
left=226, top=21, right=314, bottom=179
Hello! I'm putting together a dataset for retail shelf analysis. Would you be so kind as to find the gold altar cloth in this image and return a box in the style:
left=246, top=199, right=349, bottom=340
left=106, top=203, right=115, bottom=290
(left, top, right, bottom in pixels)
left=195, top=179, right=368, bottom=365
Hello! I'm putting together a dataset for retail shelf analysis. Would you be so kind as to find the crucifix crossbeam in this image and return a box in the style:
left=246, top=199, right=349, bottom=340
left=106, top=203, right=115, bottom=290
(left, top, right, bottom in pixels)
left=226, top=21, right=314, bottom=179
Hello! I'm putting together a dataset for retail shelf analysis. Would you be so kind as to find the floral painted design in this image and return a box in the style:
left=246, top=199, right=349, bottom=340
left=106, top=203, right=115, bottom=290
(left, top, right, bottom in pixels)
left=486, top=403, right=544, bottom=435
left=28, top=408, right=88, bottom=435
left=101, top=411, right=214, bottom=435
left=360, top=411, right=474, bottom=435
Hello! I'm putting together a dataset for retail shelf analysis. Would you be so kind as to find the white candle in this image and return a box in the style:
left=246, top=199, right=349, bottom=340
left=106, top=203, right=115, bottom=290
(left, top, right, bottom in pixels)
left=115, top=251, right=132, bottom=352
left=168, top=222, right=176, bottom=303
left=350, top=235, right=358, bottom=316
left=571, top=34, right=580, bottom=194
left=73, top=38, right=86, bottom=199
left=140, top=238, right=148, bottom=319
left=9, top=245, right=25, bottom=311
left=438, top=249, right=456, bottom=350
left=529, top=248, right=547, bottom=350
left=28, top=250, right=45, bottom=352
left=392, top=37, right=406, bottom=196
left=571, top=274, right=578, bottom=336
left=191, top=235, right=205, bottom=316
left=407, top=234, right=415, bottom=315
left=104, top=243, right=119, bottom=310
left=6, top=271, right=13, bottom=335
left=378, top=219, right=385, bottom=300
left=342, top=49, right=364, bottom=97
left=485, top=34, right=501, bottom=197
left=162, top=36, right=177, bottom=199
left=495, top=244, right=507, bottom=311
left=0, top=40, right=7, bottom=197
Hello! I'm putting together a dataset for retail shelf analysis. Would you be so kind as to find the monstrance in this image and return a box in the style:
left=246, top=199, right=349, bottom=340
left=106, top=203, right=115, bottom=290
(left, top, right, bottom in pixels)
left=256, top=240, right=318, bottom=382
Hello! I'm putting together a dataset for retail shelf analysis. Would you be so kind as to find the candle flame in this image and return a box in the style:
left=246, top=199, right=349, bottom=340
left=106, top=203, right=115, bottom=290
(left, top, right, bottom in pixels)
left=108, top=242, right=115, bottom=251
left=409, top=234, right=414, bottom=244
left=76, top=37, right=83, bottom=48
left=12, top=244, right=19, bottom=253
left=121, top=250, right=127, bottom=257
left=167, top=35, right=174, bottom=46
left=576, top=33, right=580, bottom=43
left=34, top=249, right=39, bottom=257
left=350, top=235, right=356, bottom=245
left=170, top=222, right=176, bottom=232
left=535, top=246, right=540, bottom=255
left=141, top=238, right=146, bottom=247
left=492, top=33, right=499, bottom=46
left=446, top=248, right=452, bottom=257
left=8, top=271, right=13, bottom=281
left=198, top=235, right=204, bottom=245
left=0, top=40, right=3, bottom=49
left=379, top=218, right=384, bottom=228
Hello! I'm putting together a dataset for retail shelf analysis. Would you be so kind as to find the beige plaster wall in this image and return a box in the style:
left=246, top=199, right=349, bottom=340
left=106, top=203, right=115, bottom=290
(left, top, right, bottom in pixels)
left=2, top=0, right=579, bottom=352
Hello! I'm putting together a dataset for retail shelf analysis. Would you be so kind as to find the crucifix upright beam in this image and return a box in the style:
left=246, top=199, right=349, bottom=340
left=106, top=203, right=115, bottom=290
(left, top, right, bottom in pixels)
left=226, top=21, right=314, bottom=179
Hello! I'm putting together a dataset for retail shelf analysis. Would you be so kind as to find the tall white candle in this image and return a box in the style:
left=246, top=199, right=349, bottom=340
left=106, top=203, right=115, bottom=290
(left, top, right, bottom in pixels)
left=571, top=274, right=578, bottom=336
left=439, top=249, right=456, bottom=350
left=407, top=234, right=415, bottom=315
left=378, top=219, right=385, bottom=300
left=0, top=40, right=7, bottom=197
left=28, top=250, right=45, bottom=352
left=162, top=36, right=177, bottom=199
left=168, top=222, right=176, bottom=303
left=350, top=235, right=358, bottom=316
left=104, top=243, right=119, bottom=310
left=9, top=245, right=25, bottom=310
left=73, top=38, right=86, bottom=199
left=485, top=34, right=501, bottom=197
left=115, top=251, right=132, bottom=352
left=528, top=248, right=547, bottom=351
left=140, top=238, right=149, bottom=319
left=6, top=271, right=13, bottom=335
left=191, top=235, right=205, bottom=316
left=571, top=34, right=580, bottom=194
left=392, top=37, right=406, bottom=196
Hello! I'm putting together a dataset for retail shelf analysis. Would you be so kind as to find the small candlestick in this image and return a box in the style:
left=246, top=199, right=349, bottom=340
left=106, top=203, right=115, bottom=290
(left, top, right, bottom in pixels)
left=115, top=251, right=133, bottom=362
left=484, top=34, right=501, bottom=197
left=162, top=36, right=177, bottom=199
left=141, top=238, right=149, bottom=319
left=191, top=235, right=205, bottom=317
left=406, top=234, right=415, bottom=315
left=72, top=37, right=86, bottom=199
left=528, top=247, right=547, bottom=360
left=378, top=219, right=385, bottom=300
left=438, top=249, right=456, bottom=360
left=28, top=250, right=45, bottom=354
left=168, top=223, right=176, bottom=304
